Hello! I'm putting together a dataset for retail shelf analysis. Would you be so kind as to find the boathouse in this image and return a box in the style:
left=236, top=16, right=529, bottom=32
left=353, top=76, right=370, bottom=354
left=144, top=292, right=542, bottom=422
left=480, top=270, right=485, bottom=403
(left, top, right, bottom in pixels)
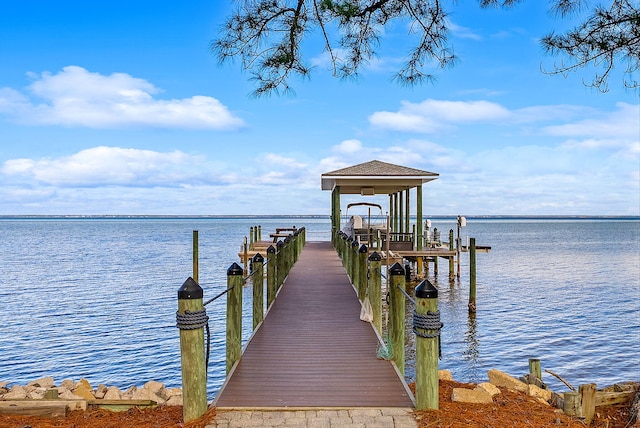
left=322, top=159, right=439, bottom=257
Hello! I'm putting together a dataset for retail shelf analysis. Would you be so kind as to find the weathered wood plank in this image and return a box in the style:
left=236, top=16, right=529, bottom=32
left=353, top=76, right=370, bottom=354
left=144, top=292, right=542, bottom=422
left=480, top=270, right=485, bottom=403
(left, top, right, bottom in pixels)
left=0, top=404, right=66, bottom=418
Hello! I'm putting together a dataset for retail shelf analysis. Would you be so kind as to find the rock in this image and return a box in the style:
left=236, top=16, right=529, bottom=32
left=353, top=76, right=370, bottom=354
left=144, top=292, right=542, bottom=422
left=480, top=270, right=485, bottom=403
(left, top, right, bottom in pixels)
left=122, top=386, right=137, bottom=399
left=28, top=376, right=55, bottom=388
left=164, top=395, right=183, bottom=406
left=132, top=388, right=151, bottom=401
left=61, top=379, right=75, bottom=391
left=27, top=387, right=48, bottom=399
left=73, top=384, right=96, bottom=400
left=165, top=387, right=182, bottom=398
left=0, top=381, right=9, bottom=389
left=95, top=384, right=108, bottom=399
left=452, top=387, right=494, bottom=404
left=103, top=386, right=123, bottom=400
left=476, top=382, right=501, bottom=397
left=528, top=384, right=552, bottom=405
left=148, top=391, right=166, bottom=405
left=144, top=380, right=165, bottom=395
left=59, top=390, right=84, bottom=400
left=4, top=385, right=27, bottom=400
left=488, top=369, right=528, bottom=393
left=76, top=378, right=92, bottom=391
left=438, top=370, right=453, bottom=381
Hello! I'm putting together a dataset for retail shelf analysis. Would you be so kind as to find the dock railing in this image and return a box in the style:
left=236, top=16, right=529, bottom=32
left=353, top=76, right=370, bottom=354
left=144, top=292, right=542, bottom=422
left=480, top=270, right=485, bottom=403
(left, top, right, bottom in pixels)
left=176, top=226, right=305, bottom=422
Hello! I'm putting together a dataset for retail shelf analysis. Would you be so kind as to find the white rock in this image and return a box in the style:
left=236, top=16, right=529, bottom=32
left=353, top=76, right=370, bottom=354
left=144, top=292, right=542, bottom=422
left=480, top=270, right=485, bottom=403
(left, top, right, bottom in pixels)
left=452, top=387, right=493, bottom=404
left=488, top=369, right=528, bottom=393
left=61, top=379, right=75, bottom=390
left=0, top=381, right=9, bottom=389
left=149, top=391, right=166, bottom=405
left=27, top=387, right=48, bottom=399
left=528, top=384, right=552, bottom=405
left=95, top=384, right=108, bottom=399
left=4, top=385, right=27, bottom=400
left=59, top=390, right=84, bottom=400
left=164, top=395, right=183, bottom=406
left=28, top=376, right=55, bottom=388
left=165, top=387, right=182, bottom=397
left=132, top=388, right=151, bottom=400
left=103, top=386, right=123, bottom=400
left=122, top=386, right=137, bottom=399
left=477, top=382, right=501, bottom=397
left=144, top=380, right=165, bottom=395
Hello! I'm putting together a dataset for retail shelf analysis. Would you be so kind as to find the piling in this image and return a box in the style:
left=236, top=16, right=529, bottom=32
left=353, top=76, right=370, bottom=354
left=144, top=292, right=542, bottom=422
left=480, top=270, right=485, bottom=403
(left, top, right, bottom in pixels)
left=469, top=237, right=477, bottom=313
left=252, top=253, right=264, bottom=330
left=192, top=230, right=199, bottom=283
left=357, top=244, right=368, bottom=301
left=368, top=252, right=382, bottom=335
left=448, top=229, right=454, bottom=280
left=389, top=262, right=406, bottom=376
left=414, top=279, right=440, bottom=410
left=176, top=277, right=207, bottom=422
left=242, top=237, right=248, bottom=276
left=276, top=240, right=285, bottom=289
left=266, top=245, right=276, bottom=308
left=226, top=263, right=243, bottom=374
left=529, top=358, right=542, bottom=381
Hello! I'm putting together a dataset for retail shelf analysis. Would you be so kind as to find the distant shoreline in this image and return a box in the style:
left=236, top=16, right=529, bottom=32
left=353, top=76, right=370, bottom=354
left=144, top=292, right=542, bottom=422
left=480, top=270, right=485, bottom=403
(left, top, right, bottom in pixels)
left=1, top=214, right=638, bottom=220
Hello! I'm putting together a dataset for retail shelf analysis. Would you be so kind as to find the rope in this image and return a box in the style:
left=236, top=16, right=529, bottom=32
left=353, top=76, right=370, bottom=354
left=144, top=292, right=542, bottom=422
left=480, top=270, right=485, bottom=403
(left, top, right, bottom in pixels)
left=413, top=309, right=443, bottom=359
left=203, top=286, right=234, bottom=306
left=176, top=308, right=211, bottom=372
left=413, top=310, right=442, bottom=338
left=397, top=284, right=416, bottom=306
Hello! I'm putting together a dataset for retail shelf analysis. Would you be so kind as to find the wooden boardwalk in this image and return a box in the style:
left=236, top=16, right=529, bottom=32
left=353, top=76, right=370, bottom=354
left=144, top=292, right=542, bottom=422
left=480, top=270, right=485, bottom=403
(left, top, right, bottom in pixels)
left=213, top=241, right=414, bottom=408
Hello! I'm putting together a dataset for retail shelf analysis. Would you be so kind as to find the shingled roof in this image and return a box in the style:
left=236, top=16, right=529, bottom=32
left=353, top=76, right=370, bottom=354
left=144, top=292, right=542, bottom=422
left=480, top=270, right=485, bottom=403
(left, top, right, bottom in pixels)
left=321, top=160, right=438, bottom=195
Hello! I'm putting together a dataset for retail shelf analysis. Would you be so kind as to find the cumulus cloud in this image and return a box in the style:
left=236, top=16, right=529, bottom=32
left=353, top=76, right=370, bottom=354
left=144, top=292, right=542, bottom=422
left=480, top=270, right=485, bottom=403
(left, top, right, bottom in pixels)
left=1, top=146, right=204, bottom=186
left=369, top=99, right=511, bottom=132
left=0, top=66, right=245, bottom=129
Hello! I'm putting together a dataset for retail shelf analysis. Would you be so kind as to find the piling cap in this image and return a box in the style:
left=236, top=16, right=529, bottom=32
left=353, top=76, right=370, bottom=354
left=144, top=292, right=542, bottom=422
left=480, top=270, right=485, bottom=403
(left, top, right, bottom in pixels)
left=415, top=279, right=438, bottom=299
left=276, top=240, right=284, bottom=248
left=346, top=236, right=353, bottom=242
left=358, top=244, right=368, bottom=253
left=227, top=262, right=243, bottom=276
left=368, top=251, right=381, bottom=261
left=352, top=240, right=359, bottom=248
left=178, top=277, right=203, bottom=300
left=267, top=245, right=276, bottom=254
left=252, top=253, right=264, bottom=263
left=389, top=262, right=405, bottom=275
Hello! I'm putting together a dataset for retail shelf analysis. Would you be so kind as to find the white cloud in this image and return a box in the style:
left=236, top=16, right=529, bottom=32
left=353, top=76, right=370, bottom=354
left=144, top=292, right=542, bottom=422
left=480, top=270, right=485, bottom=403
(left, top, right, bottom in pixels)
left=543, top=102, right=639, bottom=139
left=0, top=66, right=245, bottom=129
left=369, top=99, right=511, bottom=132
left=1, top=146, right=204, bottom=186
left=332, top=139, right=363, bottom=154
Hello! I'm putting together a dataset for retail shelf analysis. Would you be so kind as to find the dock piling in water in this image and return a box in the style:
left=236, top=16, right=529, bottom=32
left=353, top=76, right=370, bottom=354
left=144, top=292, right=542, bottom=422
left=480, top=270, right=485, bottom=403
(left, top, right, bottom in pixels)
left=226, top=263, right=243, bottom=374
left=414, top=279, right=440, bottom=410
left=252, top=253, right=264, bottom=330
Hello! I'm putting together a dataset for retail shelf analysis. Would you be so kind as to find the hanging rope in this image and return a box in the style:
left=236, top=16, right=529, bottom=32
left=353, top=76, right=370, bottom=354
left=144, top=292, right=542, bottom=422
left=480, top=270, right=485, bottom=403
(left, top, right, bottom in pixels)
left=176, top=308, right=211, bottom=372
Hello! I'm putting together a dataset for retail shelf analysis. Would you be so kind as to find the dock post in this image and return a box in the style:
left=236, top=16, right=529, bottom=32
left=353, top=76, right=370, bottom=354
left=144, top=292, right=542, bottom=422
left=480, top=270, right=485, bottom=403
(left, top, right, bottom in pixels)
left=177, top=277, right=207, bottom=422
left=389, top=262, right=406, bottom=376
left=368, top=252, right=382, bottom=335
left=352, top=240, right=360, bottom=288
left=528, top=358, right=542, bottom=382
left=266, top=245, right=276, bottom=308
left=252, top=253, right=264, bottom=330
left=358, top=244, right=368, bottom=301
left=243, top=236, right=249, bottom=276
left=414, top=279, right=441, bottom=410
left=448, top=229, right=454, bottom=280
left=192, top=230, right=199, bottom=283
left=249, top=226, right=255, bottom=249
left=345, top=236, right=353, bottom=278
left=284, top=236, right=292, bottom=277
left=258, top=225, right=262, bottom=241
left=226, top=262, right=243, bottom=374
left=276, top=240, right=285, bottom=289
left=469, top=238, right=477, bottom=313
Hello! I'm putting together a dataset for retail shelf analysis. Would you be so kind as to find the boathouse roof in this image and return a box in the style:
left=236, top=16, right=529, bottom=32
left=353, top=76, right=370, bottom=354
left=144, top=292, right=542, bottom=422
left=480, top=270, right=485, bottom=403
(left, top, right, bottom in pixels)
left=321, top=160, right=438, bottom=195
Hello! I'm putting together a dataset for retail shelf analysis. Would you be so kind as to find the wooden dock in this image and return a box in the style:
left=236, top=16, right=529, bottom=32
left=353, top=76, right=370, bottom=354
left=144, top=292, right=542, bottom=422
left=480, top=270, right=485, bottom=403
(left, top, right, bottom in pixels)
left=214, top=241, right=414, bottom=409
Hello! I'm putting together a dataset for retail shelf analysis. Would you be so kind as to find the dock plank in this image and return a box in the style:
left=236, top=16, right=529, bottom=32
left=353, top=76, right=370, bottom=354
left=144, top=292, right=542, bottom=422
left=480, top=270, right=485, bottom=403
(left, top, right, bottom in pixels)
left=214, top=241, right=414, bottom=408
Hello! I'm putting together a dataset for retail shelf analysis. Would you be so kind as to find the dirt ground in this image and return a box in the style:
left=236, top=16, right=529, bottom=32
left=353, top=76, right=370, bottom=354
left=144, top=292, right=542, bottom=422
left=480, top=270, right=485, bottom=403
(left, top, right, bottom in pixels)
left=0, top=380, right=636, bottom=428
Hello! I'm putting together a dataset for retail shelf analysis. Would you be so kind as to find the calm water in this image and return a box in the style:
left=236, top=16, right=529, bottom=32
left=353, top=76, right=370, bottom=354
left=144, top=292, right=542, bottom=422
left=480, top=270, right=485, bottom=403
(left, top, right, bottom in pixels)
left=0, top=217, right=638, bottom=399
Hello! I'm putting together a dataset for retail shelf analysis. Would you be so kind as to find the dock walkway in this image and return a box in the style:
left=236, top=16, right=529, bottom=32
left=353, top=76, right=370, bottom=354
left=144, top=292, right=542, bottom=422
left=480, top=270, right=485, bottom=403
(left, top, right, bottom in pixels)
left=213, top=241, right=414, bottom=410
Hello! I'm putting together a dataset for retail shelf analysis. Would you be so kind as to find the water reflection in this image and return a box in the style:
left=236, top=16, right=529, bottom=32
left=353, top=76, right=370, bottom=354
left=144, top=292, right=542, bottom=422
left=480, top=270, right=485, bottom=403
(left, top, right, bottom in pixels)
left=463, top=311, right=480, bottom=381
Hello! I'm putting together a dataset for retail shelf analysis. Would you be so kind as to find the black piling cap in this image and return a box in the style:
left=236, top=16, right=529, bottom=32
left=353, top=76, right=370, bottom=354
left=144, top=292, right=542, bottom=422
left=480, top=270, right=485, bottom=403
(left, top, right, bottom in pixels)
left=227, top=262, right=243, bottom=276
left=178, top=277, right=203, bottom=300
left=352, top=240, right=359, bottom=248
left=346, top=236, right=353, bottom=242
left=267, top=245, right=276, bottom=254
left=252, top=253, right=264, bottom=263
left=389, top=262, right=405, bottom=275
left=358, top=244, right=368, bottom=253
left=368, top=251, right=382, bottom=261
left=276, top=240, right=284, bottom=248
left=415, top=279, right=438, bottom=299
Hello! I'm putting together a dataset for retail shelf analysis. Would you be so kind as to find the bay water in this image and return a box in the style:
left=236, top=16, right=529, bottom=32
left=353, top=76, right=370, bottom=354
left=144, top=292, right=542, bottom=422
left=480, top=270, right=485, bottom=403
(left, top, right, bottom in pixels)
left=0, top=217, right=638, bottom=399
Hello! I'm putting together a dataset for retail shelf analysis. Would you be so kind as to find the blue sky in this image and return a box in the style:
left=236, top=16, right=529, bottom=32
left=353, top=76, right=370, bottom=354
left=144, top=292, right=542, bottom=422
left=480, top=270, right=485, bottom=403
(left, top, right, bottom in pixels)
left=0, top=1, right=638, bottom=216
